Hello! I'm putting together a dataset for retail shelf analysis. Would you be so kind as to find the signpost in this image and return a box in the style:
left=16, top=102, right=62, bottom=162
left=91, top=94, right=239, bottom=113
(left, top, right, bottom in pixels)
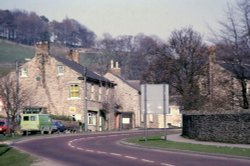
left=141, top=84, right=169, bottom=141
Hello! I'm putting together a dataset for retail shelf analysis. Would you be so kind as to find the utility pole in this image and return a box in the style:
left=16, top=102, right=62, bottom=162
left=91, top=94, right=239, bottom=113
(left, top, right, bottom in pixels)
left=15, top=61, right=20, bottom=115
left=78, top=67, right=88, bottom=132
left=143, top=84, right=148, bottom=141
left=83, top=67, right=88, bottom=132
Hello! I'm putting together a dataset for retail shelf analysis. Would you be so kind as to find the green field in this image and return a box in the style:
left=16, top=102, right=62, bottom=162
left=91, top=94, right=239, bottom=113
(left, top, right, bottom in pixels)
left=0, top=40, right=35, bottom=63
left=127, top=135, right=250, bottom=158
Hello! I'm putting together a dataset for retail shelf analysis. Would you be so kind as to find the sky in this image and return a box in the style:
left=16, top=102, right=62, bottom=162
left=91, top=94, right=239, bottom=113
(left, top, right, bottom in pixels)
left=0, top=0, right=236, bottom=40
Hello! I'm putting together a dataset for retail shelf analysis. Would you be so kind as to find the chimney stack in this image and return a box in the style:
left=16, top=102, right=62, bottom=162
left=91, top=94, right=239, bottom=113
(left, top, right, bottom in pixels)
left=110, top=60, right=121, bottom=76
left=35, top=41, right=49, bottom=56
left=68, top=49, right=80, bottom=63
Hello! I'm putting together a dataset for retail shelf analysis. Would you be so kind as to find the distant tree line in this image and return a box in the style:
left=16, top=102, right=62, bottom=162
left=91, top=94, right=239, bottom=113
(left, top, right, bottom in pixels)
left=0, top=9, right=95, bottom=47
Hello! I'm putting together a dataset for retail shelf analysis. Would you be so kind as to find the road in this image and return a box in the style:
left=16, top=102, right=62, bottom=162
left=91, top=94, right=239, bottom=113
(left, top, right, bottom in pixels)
left=13, top=130, right=250, bottom=166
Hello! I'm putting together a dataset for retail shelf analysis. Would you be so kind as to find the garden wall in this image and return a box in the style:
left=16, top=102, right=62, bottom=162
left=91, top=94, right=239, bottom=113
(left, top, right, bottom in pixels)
left=182, top=113, right=250, bottom=144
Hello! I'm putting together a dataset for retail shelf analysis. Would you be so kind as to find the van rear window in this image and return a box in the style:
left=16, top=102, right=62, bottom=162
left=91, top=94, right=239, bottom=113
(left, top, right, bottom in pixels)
left=30, top=116, right=36, bottom=121
left=23, top=116, right=29, bottom=121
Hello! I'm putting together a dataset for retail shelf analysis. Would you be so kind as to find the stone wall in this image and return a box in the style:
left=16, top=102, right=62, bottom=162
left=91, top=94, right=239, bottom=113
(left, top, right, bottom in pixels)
left=182, top=113, right=250, bottom=144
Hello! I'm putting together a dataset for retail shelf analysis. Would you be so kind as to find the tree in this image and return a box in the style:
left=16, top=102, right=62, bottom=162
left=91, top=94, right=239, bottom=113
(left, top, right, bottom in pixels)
left=0, top=73, right=31, bottom=133
left=215, top=0, right=250, bottom=109
left=50, top=18, right=96, bottom=48
left=143, top=27, right=208, bottom=110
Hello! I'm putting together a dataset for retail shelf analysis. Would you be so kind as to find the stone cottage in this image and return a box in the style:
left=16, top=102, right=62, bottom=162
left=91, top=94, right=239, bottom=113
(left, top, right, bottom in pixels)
left=17, top=42, right=116, bottom=131
left=104, top=61, right=182, bottom=129
left=104, top=60, right=141, bottom=129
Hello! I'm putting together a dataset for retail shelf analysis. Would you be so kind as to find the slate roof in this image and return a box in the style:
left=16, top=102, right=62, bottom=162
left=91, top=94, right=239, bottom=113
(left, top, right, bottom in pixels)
left=108, top=72, right=140, bottom=91
left=52, top=55, right=114, bottom=85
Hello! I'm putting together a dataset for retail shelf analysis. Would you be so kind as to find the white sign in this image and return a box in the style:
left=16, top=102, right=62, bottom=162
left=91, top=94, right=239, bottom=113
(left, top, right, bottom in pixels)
left=141, top=84, right=169, bottom=114
left=122, top=118, right=130, bottom=124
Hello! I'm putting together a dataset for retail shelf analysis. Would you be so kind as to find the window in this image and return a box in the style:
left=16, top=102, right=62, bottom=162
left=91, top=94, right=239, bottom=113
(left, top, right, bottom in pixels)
left=90, top=85, right=95, bottom=100
left=167, top=107, right=172, bottom=115
left=20, top=67, right=28, bottom=77
left=23, top=116, right=29, bottom=121
left=88, top=112, right=96, bottom=125
left=57, top=65, right=64, bottom=76
left=30, top=116, right=36, bottom=121
left=69, top=84, right=80, bottom=98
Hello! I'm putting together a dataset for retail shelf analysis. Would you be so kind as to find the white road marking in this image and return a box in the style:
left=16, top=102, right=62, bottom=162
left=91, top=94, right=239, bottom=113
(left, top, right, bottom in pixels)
left=110, top=153, right=122, bottom=156
left=77, top=147, right=84, bottom=150
left=97, top=136, right=107, bottom=138
left=85, top=149, right=94, bottom=152
left=124, top=156, right=137, bottom=160
left=96, top=151, right=107, bottom=154
left=141, top=159, right=155, bottom=163
left=161, top=163, right=175, bottom=166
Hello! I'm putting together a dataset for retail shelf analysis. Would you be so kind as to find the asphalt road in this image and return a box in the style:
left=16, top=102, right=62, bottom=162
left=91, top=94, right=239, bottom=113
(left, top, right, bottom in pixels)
left=13, top=130, right=250, bottom=166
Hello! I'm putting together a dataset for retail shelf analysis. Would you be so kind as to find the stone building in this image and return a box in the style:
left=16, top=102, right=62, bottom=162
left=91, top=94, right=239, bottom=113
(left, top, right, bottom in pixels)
left=200, top=49, right=250, bottom=112
left=104, top=60, right=141, bottom=129
left=104, top=61, right=183, bottom=129
left=16, top=42, right=116, bottom=131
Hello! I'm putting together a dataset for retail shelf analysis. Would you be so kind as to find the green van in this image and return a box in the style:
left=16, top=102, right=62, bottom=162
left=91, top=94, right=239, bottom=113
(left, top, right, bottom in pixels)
left=20, top=113, right=53, bottom=135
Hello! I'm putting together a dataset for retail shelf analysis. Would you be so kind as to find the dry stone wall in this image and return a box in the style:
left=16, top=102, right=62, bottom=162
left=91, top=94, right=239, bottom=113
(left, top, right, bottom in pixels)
left=182, top=113, right=250, bottom=144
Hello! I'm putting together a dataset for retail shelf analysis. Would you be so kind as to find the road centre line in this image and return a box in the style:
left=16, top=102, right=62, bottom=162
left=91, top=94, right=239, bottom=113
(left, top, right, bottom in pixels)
left=110, top=153, right=122, bottom=156
left=141, top=159, right=155, bottom=163
left=124, top=156, right=137, bottom=160
left=160, top=163, right=175, bottom=166
left=96, top=151, right=107, bottom=154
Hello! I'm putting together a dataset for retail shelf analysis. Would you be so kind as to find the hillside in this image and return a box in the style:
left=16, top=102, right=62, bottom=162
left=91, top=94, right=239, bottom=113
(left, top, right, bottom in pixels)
left=0, top=39, right=35, bottom=63
left=0, top=40, right=35, bottom=76
left=0, top=40, right=97, bottom=77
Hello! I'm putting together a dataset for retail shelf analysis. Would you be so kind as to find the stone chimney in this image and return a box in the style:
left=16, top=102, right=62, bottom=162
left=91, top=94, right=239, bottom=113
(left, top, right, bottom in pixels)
left=67, top=50, right=80, bottom=63
left=110, top=60, right=121, bottom=76
left=35, top=41, right=49, bottom=56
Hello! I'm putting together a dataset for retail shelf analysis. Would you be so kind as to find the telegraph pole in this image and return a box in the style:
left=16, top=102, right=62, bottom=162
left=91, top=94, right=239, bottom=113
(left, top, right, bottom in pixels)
left=83, top=67, right=88, bottom=132
left=78, top=67, right=88, bottom=132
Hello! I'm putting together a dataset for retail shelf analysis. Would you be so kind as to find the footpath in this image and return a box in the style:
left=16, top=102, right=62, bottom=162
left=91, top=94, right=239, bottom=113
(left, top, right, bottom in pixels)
left=167, top=134, right=250, bottom=149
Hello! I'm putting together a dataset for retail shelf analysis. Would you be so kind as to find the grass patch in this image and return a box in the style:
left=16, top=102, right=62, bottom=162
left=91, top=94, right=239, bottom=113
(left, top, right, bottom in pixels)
left=127, top=135, right=250, bottom=158
left=0, top=144, right=35, bottom=166
left=0, top=134, right=22, bottom=142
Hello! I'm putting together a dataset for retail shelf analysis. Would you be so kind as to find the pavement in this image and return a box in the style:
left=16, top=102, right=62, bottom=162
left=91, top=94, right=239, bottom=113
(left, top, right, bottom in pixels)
left=167, top=134, right=250, bottom=149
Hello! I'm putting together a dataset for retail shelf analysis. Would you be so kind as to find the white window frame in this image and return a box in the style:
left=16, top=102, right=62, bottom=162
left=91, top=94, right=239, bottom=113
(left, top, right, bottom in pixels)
left=57, top=65, right=64, bottom=76
left=88, top=112, right=96, bottom=125
left=20, top=67, right=28, bottom=77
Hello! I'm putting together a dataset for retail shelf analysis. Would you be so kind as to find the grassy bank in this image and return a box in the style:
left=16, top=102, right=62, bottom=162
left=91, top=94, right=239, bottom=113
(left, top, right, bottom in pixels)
left=0, top=144, right=34, bottom=166
left=126, top=135, right=250, bottom=158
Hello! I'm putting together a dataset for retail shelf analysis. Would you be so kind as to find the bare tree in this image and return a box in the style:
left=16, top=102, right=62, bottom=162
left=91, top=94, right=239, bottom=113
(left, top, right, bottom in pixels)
left=143, top=27, right=208, bottom=110
left=0, top=74, right=31, bottom=133
left=215, top=0, right=250, bottom=109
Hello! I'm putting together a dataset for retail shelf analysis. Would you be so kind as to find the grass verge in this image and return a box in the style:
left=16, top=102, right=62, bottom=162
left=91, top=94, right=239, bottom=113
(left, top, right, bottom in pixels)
left=126, top=135, right=250, bottom=158
left=0, top=144, right=35, bottom=166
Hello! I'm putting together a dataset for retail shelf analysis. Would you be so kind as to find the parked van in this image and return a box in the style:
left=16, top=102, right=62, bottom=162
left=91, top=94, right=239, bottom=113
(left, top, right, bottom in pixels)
left=20, top=113, right=53, bottom=135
